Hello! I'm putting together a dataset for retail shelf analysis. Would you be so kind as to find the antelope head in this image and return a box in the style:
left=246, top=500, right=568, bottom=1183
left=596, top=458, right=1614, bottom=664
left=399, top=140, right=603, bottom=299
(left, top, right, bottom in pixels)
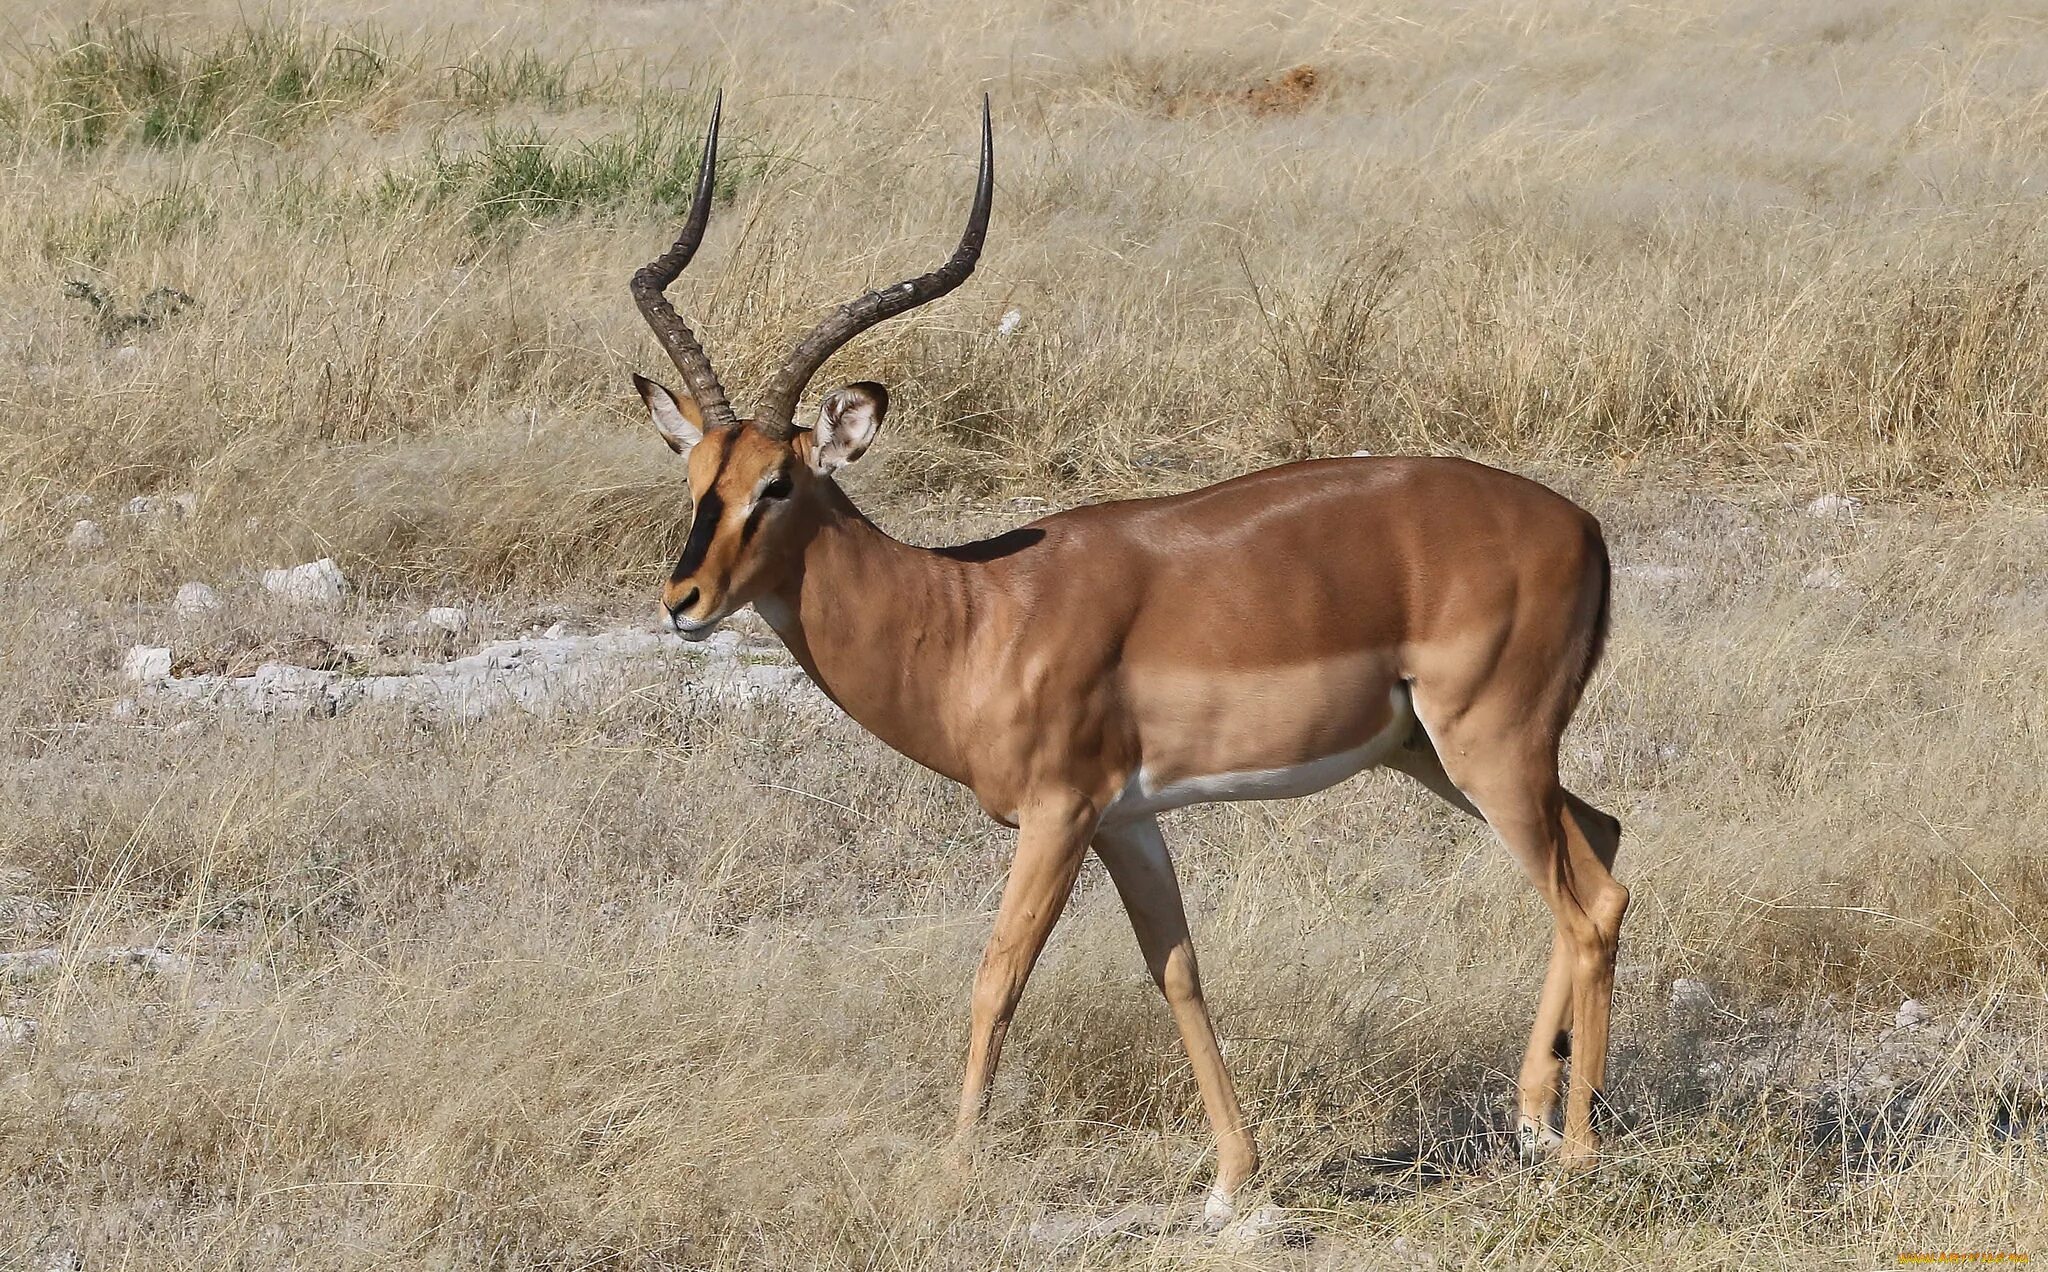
left=630, top=94, right=994, bottom=639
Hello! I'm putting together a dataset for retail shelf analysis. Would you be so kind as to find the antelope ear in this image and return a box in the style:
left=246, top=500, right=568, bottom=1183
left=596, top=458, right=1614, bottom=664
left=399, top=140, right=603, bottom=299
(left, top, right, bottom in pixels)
left=634, top=373, right=705, bottom=455
left=809, top=381, right=888, bottom=474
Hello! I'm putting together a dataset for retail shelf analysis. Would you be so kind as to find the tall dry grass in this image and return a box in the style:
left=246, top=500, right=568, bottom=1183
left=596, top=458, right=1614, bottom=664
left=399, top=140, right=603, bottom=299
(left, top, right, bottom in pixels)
left=1, top=1, right=2046, bottom=1267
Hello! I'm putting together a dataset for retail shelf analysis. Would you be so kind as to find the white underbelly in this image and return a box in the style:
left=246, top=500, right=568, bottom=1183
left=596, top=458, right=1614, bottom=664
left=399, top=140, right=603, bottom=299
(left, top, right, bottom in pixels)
left=1103, top=683, right=1415, bottom=823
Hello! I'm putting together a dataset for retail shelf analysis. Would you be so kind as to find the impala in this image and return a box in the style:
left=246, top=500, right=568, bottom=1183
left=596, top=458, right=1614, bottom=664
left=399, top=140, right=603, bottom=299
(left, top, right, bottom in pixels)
left=628, top=96, right=1627, bottom=1221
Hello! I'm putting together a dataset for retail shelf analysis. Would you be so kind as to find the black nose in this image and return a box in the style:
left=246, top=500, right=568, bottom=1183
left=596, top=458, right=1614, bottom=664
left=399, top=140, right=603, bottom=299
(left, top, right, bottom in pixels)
left=668, top=587, right=700, bottom=618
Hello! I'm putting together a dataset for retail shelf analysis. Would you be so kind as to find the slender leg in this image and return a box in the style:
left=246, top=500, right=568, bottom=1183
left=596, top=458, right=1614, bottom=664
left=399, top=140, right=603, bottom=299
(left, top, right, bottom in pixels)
left=1393, top=717, right=1625, bottom=1161
left=1553, top=791, right=1626, bottom=1157
left=1453, top=783, right=1624, bottom=1161
left=1094, top=816, right=1257, bottom=1224
left=954, top=799, right=1094, bottom=1143
left=1514, top=796, right=1622, bottom=1152
left=1516, top=927, right=1574, bottom=1153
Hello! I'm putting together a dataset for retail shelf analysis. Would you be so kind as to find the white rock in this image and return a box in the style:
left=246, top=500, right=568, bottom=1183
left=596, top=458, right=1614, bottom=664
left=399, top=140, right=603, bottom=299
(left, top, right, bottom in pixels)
left=1670, top=977, right=1716, bottom=1013
left=262, top=557, right=345, bottom=604
left=997, top=308, right=1023, bottom=335
left=422, top=606, right=467, bottom=634
left=1895, top=998, right=1931, bottom=1029
left=109, top=697, right=141, bottom=721
left=174, top=582, right=222, bottom=616
left=1801, top=565, right=1849, bottom=590
left=0, top=1015, right=37, bottom=1047
left=1805, top=493, right=1862, bottom=522
left=1350, top=448, right=1373, bottom=457
left=66, top=519, right=106, bottom=551
left=121, top=645, right=173, bottom=683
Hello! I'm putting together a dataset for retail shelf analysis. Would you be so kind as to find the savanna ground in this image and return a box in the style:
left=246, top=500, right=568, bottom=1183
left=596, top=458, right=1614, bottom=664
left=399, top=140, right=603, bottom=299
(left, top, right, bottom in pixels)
left=2, top=1, right=2046, bottom=1267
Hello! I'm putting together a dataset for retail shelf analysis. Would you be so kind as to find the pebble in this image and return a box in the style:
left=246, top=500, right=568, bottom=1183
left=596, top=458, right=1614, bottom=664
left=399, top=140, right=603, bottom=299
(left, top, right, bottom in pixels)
left=121, top=645, right=173, bottom=683
left=422, top=606, right=467, bottom=634
left=66, top=519, right=106, bottom=551
left=1895, top=999, right=1932, bottom=1030
left=262, top=558, right=346, bottom=604
left=174, top=582, right=222, bottom=616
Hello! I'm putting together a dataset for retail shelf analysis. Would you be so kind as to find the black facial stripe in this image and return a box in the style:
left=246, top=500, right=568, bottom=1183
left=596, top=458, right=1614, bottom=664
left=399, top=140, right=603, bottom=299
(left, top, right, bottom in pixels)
left=673, top=489, right=723, bottom=580
left=672, top=446, right=734, bottom=582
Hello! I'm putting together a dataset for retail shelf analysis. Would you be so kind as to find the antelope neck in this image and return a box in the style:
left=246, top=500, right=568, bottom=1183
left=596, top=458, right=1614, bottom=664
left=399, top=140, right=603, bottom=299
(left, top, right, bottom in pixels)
left=756, top=486, right=982, bottom=784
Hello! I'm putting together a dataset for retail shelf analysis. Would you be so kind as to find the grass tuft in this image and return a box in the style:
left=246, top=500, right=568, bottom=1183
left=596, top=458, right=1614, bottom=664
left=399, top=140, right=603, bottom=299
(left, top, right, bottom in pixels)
left=13, top=19, right=394, bottom=151
left=381, top=102, right=767, bottom=235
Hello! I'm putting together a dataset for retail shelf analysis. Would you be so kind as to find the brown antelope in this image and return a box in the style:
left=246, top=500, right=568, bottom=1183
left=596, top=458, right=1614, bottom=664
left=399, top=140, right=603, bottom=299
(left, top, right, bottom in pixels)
left=629, top=96, right=1626, bottom=1221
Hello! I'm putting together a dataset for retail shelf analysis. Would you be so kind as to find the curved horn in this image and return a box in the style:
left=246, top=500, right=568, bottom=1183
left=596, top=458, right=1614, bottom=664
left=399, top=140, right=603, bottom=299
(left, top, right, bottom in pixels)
left=629, top=91, right=737, bottom=429
left=754, top=94, right=994, bottom=437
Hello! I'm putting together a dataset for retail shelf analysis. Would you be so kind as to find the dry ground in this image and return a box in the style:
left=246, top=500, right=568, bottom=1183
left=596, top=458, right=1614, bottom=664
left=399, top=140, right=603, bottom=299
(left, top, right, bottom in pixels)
left=1, top=1, right=2045, bottom=1267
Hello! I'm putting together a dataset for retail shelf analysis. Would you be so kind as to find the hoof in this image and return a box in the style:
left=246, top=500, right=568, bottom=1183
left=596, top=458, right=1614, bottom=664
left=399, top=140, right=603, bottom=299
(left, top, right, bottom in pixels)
left=1516, top=1113, right=1564, bottom=1160
left=1200, top=1185, right=1236, bottom=1233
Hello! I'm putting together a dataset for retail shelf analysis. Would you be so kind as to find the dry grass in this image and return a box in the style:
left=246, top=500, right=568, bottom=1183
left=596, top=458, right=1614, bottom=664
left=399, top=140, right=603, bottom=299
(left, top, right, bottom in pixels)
left=2, top=1, right=2046, bottom=1267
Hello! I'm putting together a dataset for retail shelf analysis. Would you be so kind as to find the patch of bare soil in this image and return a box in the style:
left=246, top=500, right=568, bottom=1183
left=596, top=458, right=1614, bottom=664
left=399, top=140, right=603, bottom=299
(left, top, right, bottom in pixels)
left=1153, top=63, right=1324, bottom=119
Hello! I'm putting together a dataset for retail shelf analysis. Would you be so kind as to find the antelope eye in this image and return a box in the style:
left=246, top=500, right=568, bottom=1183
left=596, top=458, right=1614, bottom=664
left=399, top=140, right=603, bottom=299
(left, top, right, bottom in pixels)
left=762, top=474, right=793, bottom=501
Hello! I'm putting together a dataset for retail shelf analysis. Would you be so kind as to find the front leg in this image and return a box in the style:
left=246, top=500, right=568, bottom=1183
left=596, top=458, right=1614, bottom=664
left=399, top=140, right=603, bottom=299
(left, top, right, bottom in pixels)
left=954, top=797, right=1095, bottom=1141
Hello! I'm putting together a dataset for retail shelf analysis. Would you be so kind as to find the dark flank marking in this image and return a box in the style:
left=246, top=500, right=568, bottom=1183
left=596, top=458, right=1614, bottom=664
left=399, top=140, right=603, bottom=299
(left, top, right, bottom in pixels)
left=936, top=527, right=1045, bottom=563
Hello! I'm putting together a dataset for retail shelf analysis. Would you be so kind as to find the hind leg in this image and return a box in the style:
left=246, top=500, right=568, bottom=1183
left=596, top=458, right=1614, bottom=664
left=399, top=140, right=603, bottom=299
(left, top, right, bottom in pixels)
left=1388, top=734, right=1620, bottom=1152
left=1402, top=701, right=1628, bottom=1162
left=1512, top=794, right=1622, bottom=1151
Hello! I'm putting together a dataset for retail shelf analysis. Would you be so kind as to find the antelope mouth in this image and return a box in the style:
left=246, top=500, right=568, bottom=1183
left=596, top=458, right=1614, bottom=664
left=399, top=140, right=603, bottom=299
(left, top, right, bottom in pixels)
left=664, top=607, right=726, bottom=641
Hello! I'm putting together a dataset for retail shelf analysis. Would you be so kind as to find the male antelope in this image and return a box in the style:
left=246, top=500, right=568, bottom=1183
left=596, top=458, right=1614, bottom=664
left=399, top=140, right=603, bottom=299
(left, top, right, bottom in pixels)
left=629, top=97, right=1627, bottom=1220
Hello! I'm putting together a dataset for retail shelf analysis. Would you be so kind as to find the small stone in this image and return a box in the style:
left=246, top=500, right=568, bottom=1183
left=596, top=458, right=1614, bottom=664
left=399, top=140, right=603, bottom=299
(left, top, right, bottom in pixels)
left=121, top=645, right=173, bottom=683
left=997, top=308, right=1023, bottom=335
left=1351, top=448, right=1373, bottom=457
left=1671, top=977, right=1716, bottom=1013
left=422, top=606, right=467, bottom=634
left=262, top=558, right=345, bottom=604
left=0, top=1015, right=37, bottom=1048
left=174, top=582, right=222, bottom=616
left=66, top=519, right=106, bottom=551
left=542, top=621, right=569, bottom=640
left=1801, top=565, right=1849, bottom=590
left=1895, top=999, right=1931, bottom=1029
left=1805, top=493, right=1862, bottom=522
left=109, top=697, right=141, bottom=721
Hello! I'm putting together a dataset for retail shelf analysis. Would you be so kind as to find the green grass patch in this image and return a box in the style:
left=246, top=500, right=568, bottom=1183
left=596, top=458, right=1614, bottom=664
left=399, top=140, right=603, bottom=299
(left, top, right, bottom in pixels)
left=11, top=20, right=395, bottom=151
left=3, top=19, right=617, bottom=153
left=380, top=99, right=770, bottom=235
